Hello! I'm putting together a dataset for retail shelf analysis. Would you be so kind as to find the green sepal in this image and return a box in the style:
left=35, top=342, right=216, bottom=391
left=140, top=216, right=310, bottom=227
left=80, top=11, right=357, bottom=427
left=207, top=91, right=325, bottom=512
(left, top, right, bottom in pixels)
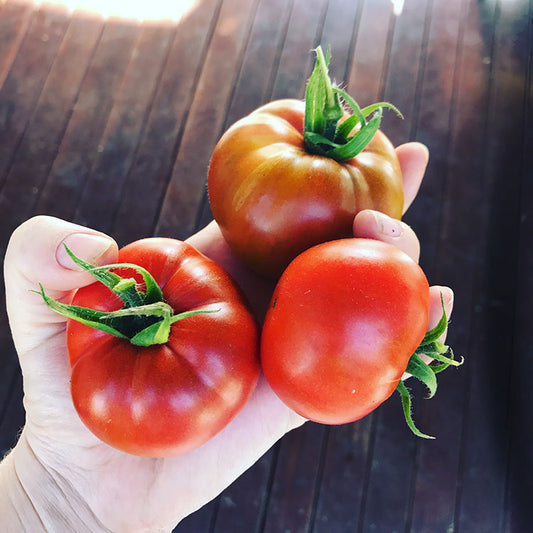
left=130, top=321, right=170, bottom=346
left=36, top=284, right=129, bottom=340
left=63, top=244, right=163, bottom=307
left=303, top=45, right=402, bottom=162
left=129, top=307, right=220, bottom=347
left=304, top=106, right=383, bottom=162
left=304, top=46, right=342, bottom=139
left=405, top=353, right=437, bottom=399
left=395, top=294, right=463, bottom=438
left=37, top=248, right=220, bottom=347
left=396, top=381, right=435, bottom=439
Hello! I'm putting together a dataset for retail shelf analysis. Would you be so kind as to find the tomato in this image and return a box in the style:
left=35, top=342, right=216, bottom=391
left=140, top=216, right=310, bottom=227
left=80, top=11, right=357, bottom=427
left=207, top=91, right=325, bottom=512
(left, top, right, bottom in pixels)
left=43, top=238, right=260, bottom=457
left=208, top=47, right=403, bottom=278
left=260, top=238, right=429, bottom=425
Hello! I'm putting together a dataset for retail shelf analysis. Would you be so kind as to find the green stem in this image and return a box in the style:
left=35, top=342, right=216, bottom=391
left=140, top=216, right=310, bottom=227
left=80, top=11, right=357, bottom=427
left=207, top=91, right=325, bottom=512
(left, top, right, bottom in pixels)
left=37, top=247, right=219, bottom=347
left=303, top=45, right=402, bottom=162
left=314, top=46, right=343, bottom=139
left=395, top=294, right=463, bottom=439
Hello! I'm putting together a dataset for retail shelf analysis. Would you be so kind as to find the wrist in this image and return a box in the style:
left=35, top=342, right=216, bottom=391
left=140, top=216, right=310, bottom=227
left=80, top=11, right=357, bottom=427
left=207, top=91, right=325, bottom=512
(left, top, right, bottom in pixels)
left=0, top=431, right=110, bottom=532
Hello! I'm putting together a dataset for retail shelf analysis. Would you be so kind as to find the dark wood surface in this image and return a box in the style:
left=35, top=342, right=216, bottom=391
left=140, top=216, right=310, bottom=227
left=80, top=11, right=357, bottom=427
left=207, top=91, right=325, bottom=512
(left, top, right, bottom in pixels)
left=0, top=0, right=531, bottom=531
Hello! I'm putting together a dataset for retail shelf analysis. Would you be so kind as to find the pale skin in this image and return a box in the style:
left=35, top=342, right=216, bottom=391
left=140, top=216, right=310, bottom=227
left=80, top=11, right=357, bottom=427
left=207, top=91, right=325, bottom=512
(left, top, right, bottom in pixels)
left=0, top=142, right=453, bottom=532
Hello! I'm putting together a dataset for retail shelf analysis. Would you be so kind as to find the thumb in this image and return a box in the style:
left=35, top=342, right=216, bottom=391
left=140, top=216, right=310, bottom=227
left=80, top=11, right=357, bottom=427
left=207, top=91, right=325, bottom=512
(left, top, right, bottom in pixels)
left=4, top=215, right=118, bottom=355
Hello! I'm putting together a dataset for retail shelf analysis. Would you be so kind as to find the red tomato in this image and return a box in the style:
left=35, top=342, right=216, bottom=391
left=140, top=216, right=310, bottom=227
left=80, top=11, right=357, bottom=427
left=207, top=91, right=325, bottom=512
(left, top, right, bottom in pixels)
left=65, top=238, right=260, bottom=457
left=260, top=238, right=429, bottom=424
left=207, top=99, right=403, bottom=278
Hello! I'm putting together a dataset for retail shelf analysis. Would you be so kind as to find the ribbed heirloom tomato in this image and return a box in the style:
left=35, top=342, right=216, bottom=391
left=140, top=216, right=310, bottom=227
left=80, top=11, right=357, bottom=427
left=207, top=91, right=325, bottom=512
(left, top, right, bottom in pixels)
left=208, top=47, right=403, bottom=278
left=40, top=238, right=260, bottom=457
left=261, top=238, right=460, bottom=437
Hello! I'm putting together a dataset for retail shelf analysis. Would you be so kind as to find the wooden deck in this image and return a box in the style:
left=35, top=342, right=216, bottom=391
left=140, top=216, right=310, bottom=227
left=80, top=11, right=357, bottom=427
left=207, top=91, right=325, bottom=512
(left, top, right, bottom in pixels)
left=0, top=0, right=531, bottom=531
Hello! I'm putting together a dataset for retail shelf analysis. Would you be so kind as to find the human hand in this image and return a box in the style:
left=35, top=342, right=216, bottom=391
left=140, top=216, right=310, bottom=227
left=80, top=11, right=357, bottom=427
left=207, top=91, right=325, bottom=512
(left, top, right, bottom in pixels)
left=0, top=142, right=453, bottom=532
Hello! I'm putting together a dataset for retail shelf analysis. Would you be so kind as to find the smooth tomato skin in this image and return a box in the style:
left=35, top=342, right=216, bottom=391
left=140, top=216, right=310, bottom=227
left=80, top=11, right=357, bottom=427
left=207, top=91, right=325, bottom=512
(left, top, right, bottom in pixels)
left=260, top=238, right=429, bottom=424
left=208, top=99, right=404, bottom=278
left=67, top=238, right=260, bottom=457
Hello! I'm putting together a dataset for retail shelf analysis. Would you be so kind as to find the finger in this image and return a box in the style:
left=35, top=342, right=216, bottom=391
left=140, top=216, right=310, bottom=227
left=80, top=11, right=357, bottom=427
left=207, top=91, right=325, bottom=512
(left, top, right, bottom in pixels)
left=186, top=221, right=276, bottom=322
left=4, top=215, right=118, bottom=353
left=428, top=285, right=454, bottom=340
left=186, top=220, right=234, bottom=270
left=396, top=142, right=429, bottom=214
left=353, top=209, right=420, bottom=263
left=401, top=285, right=454, bottom=381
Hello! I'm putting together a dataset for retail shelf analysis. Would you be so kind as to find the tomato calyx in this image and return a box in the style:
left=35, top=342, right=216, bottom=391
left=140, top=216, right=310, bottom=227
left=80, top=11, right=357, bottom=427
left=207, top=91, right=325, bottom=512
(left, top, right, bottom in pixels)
left=396, top=295, right=464, bottom=439
left=304, top=46, right=402, bottom=162
left=37, top=245, right=218, bottom=347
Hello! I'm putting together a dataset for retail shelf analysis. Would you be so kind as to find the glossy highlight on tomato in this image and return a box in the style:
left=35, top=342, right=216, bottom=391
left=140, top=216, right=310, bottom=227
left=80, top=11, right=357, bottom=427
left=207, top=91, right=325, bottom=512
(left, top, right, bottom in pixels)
left=261, top=238, right=429, bottom=425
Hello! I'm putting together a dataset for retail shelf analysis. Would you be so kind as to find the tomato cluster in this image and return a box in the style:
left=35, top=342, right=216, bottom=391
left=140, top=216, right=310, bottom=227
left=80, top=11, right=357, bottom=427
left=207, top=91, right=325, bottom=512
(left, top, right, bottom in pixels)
left=41, top=47, right=459, bottom=456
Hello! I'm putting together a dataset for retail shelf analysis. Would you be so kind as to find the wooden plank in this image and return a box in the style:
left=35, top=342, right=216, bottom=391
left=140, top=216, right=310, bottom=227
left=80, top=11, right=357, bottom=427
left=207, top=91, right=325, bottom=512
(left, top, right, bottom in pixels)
left=270, top=0, right=328, bottom=101
left=318, top=0, right=362, bottom=82
left=262, top=423, right=326, bottom=533
left=173, top=500, right=218, bottom=533
left=210, top=450, right=277, bottom=532
left=35, top=18, right=141, bottom=221
left=221, top=0, right=293, bottom=130
left=0, top=301, right=19, bottom=422
left=405, top=0, right=469, bottom=270
left=0, top=0, right=38, bottom=461
left=72, top=20, right=175, bottom=235
left=193, top=0, right=293, bottom=233
left=426, top=0, right=498, bottom=525
left=155, top=0, right=260, bottom=241
left=0, top=3, right=69, bottom=179
left=447, top=0, right=531, bottom=531
left=0, top=0, right=35, bottom=90
left=346, top=0, right=395, bottom=104
left=0, top=12, right=103, bottom=250
left=313, top=420, right=373, bottom=532
left=381, top=0, right=430, bottom=146
left=505, top=6, right=533, bottom=526
left=0, top=4, right=70, bottom=184
left=111, top=0, right=222, bottom=246
left=0, top=12, right=102, bottom=449
left=405, top=0, right=488, bottom=531
left=0, top=372, right=24, bottom=458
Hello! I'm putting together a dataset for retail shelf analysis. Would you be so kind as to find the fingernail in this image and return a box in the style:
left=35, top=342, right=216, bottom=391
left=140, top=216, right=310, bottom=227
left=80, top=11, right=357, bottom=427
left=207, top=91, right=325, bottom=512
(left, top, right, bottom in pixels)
left=57, top=233, right=115, bottom=271
left=373, top=211, right=404, bottom=238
